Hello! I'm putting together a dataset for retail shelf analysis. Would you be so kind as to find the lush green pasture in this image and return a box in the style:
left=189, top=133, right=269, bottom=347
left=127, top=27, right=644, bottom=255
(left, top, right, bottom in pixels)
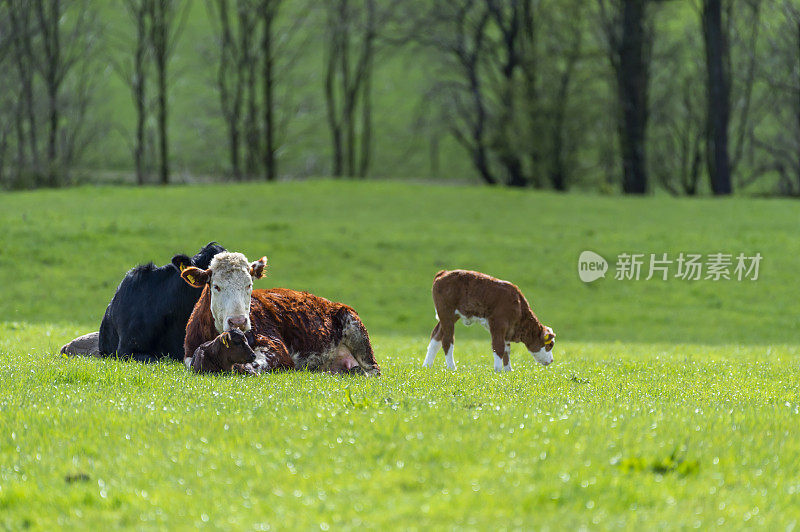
left=2, top=329, right=799, bottom=529
left=0, top=180, right=798, bottom=342
left=1, top=182, right=799, bottom=528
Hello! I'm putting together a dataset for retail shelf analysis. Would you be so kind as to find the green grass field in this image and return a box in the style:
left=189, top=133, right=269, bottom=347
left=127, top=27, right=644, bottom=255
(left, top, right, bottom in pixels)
left=1, top=182, right=799, bottom=529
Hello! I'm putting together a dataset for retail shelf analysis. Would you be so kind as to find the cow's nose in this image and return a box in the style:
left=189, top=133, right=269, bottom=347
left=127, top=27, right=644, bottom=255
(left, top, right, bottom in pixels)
left=227, top=315, right=248, bottom=331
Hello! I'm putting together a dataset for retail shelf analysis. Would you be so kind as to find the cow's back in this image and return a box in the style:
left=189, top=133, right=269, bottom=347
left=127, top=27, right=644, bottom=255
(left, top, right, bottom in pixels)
left=250, top=288, right=349, bottom=355
left=433, top=269, right=524, bottom=319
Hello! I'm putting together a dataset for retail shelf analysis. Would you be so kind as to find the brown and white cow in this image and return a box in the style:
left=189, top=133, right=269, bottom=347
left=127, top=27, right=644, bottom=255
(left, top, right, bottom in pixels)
left=423, top=269, right=555, bottom=371
left=180, top=252, right=380, bottom=376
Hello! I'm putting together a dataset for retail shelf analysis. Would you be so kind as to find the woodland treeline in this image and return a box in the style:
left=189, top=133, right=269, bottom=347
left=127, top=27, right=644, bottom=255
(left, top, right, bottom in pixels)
left=0, top=0, right=799, bottom=195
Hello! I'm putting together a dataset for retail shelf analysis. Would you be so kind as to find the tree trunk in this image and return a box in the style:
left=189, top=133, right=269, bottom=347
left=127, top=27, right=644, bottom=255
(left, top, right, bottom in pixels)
left=470, top=63, right=496, bottom=186
left=357, top=49, right=372, bottom=178
left=133, top=0, right=147, bottom=185
left=214, top=0, right=241, bottom=180
left=702, top=0, right=732, bottom=195
left=14, top=89, right=26, bottom=181
left=796, top=19, right=800, bottom=193
left=0, top=128, right=7, bottom=186
left=468, top=10, right=496, bottom=185
left=34, top=0, right=62, bottom=186
left=243, top=29, right=259, bottom=178
left=615, top=0, right=648, bottom=194
left=490, top=1, right=525, bottom=187
left=151, top=0, right=170, bottom=185
left=156, top=52, right=168, bottom=185
left=550, top=82, right=569, bottom=191
left=474, top=145, right=496, bottom=185
left=341, top=0, right=355, bottom=177
left=9, top=2, right=40, bottom=174
left=357, top=0, right=375, bottom=178
left=549, top=58, right=577, bottom=192
left=520, top=0, right=542, bottom=187
left=261, top=0, right=277, bottom=181
left=498, top=74, right=525, bottom=187
left=324, top=3, right=343, bottom=177
left=46, top=85, right=58, bottom=185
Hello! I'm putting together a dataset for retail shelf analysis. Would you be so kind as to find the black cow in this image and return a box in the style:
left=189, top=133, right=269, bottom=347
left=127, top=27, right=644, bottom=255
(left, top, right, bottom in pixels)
left=61, top=242, right=225, bottom=361
left=98, top=241, right=226, bottom=361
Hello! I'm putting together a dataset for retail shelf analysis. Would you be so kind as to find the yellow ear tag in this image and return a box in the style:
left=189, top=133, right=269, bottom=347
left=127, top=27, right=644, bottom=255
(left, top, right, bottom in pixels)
left=179, top=263, right=188, bottom=272
left=187, top=274, right=195, bottom=285
left=221, top=333, right=229, bottom=348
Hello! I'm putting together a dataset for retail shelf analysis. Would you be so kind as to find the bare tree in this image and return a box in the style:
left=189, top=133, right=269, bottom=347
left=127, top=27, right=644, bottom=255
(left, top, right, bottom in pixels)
left=727, top=0, right=762, bottom=185
left=648, top=9, right=705, bottom=197
left=0, top=3, right=12, bottom=184
left=147, top=0, right=189, bottom=185
left=486, top=0, right=526, bottom=187
left=7, top=0, right=40, bottom=177
left=259, top=0, right=282, bottom=181
left=31, top=0, right=66, bottom=185
left=112, top=0, right=152, bottom=185
left=597, top=0, right=653, bottom=194
left=324, top=0, right=382, bottom=178
left=519, top=0, right=542, bottom=187
left=207, top=0, right=247, bottom=179
left=207, top=0, right=301, bottom=181
left=701, top=0, right=732, bottom=195
left=541, top=0, right=586, bottom=191
left=0, top=0, right=100, bottom=187
left=406, top=1, right=498, bottom=184
left=238, top=1, right=260, bottom=177
left=755, top=1, right=800, bottom=195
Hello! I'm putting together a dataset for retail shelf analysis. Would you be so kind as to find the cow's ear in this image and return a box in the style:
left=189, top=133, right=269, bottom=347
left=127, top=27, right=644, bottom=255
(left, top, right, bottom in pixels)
left=171, top=254, right=193, bottom=272
left=250, top=256, right=268, bottom=279
left=181, top=266, right=210, bottom=288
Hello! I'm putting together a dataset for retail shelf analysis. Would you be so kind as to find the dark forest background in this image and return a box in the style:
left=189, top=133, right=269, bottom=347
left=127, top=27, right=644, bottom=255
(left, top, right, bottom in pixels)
left=1, top=0, right=799, bottom=196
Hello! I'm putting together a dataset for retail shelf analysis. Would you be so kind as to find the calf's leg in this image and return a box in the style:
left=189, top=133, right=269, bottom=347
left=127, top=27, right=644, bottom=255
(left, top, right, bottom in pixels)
left=439, top=319, right=456, bottom=370
left=423, top=322, right=442, bottom=367
left=489, top=322, right=511, bottom=372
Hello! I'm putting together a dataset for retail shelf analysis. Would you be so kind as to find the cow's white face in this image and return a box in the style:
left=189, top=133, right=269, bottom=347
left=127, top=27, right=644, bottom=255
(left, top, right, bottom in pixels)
left=209, top=257, right=253, bottom=333
left=181, top=252, right=267, bottom=334
left=529, top=325, right=555, bottom=366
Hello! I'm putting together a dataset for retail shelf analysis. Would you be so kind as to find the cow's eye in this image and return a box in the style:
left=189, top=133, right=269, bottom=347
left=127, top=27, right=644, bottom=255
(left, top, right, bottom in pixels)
left=213, top=285, right=221, bottom=292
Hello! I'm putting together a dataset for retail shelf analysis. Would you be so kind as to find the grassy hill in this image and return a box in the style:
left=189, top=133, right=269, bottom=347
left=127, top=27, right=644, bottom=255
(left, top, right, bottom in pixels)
left=0, top=180, right=797, bottom=343
left=0, top=182, right=799, bottom=529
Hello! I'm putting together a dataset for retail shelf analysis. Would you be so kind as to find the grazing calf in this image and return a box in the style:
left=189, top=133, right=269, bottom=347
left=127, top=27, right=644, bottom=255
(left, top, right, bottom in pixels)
left=181, top=252, right=380, bottom=376
left=187, top=329, right=257, bottom=374
left=423, top=269, right=556, bottom=371
left=60, top=242, right=226, bottom=360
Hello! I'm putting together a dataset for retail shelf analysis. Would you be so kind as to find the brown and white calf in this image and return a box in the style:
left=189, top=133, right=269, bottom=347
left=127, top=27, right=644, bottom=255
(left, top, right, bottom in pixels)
left=181, top=252, right=380, bottom=375
left=423, top=269, right=555, bottom=371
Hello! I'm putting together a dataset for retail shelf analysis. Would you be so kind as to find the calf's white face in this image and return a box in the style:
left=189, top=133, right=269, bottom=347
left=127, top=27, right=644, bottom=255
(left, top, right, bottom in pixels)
left=181, top=252, right=267, bottom=334
left=531, top=347, right=554, bottom=366
left=530, top=325, right=556, bottom=366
